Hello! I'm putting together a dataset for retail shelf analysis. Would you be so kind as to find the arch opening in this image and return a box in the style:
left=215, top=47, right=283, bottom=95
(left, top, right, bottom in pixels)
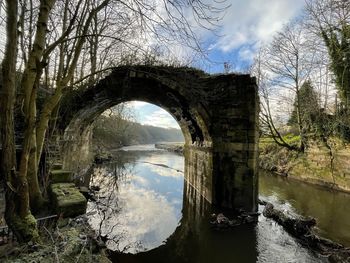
left=92, top=101, right=185, bottom=147
left=84, top=101, right=188, bottom=253
left=63, top=93, right=212, bottom=148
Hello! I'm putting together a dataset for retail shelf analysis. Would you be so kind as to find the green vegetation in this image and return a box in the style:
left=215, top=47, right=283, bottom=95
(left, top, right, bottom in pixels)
left=319, top=18, right=350, bottom=109
left=93, top=114, right=184, bottom=149
left=259, top=137, right=350, bottom=192
left=288, top=81, right=320, bottom=129
left=3, top=217, right=111, bottom=262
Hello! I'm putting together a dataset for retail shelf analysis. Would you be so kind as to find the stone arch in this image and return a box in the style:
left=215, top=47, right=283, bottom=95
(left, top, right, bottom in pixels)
left=61, top=66, right=212, bottom=146
left=59, top=65, right=259, bottom=211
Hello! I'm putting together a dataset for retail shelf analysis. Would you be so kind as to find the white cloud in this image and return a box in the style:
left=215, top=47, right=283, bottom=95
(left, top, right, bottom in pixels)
left=121, top=101, right=181, bottom=129
left=126, top=101, right=150, bottom=109
left=88, top=180, right=180, bottom=253
left=133, top=175, right=150, bottom=187
left=238, top=44, right=258, bottom=61
left=114, top=185, right=179, bottom=252
left=212, top=0, right=305, bottom=60
left=142, top=108, right=180, bottom=129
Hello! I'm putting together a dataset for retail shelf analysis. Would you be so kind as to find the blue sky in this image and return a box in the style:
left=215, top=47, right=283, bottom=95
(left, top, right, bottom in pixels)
left=127, top=0, right=306, bottom=129
left=203, top=0, right=306, bottom=73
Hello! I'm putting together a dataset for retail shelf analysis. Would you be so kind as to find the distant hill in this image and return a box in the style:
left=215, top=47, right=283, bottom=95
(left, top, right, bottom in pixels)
left=93, top=116, right=184, bottom=149
left=131, top=122, right=184, bottom=144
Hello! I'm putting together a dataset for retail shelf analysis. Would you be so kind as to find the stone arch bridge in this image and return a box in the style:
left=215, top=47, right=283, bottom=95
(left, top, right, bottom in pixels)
left=59, top=65, right=259, bottom=212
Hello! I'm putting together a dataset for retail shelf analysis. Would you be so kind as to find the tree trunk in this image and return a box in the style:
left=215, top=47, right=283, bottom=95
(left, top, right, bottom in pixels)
left=18, top=0, right=56, bottom=213
left=0, top=0, right=39, bottom=242
left=36, top=87, right=63, bottom=164
left=295, top=78, right=306, bottom=152
left=28, top=131, right=44, bottom=212
left=36, top=0, right=110, bottom=164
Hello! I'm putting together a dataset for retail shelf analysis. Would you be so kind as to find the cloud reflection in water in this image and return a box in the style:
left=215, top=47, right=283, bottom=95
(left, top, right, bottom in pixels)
left=87, top=151, right=184, bottom=253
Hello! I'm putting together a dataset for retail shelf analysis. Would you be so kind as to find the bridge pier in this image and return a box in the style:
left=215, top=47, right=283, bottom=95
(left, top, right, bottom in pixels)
left=185, top=137, right=258, bottom=212
left=185, top=74, right=259, bottom=211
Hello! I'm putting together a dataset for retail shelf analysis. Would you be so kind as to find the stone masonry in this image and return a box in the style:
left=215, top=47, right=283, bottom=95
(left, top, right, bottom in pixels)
left=59, top=65, right=259, bottom=212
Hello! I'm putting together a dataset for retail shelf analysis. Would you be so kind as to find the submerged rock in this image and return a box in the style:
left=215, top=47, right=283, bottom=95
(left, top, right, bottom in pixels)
left=210, top=211, right=259, bottom=229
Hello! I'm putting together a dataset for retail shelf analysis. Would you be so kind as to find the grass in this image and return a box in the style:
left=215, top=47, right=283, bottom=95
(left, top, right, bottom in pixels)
left=259, top=134, right=301, bottom=146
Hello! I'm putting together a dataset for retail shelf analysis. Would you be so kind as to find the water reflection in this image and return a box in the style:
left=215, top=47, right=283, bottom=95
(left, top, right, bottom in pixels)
left=87, top=145, right=329, bottom=262
left=108, top=182, right=324, bottom=263
left=259, top=171, right=350, bottom=247
left=87, top=148, right=184, bottom=253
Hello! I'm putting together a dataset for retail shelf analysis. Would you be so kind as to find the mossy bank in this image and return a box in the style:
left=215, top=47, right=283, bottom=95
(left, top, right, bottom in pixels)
left=1, top=215, right=111, bottom=263
left=259, top=138, right=350, bottom=193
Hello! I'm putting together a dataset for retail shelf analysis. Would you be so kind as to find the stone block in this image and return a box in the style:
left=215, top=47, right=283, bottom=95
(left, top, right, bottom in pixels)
left=50, top=183, right=87, bottom=217
left=51, top=163, right=63, bottom=170
left=51, top=169, right=73, bottom=183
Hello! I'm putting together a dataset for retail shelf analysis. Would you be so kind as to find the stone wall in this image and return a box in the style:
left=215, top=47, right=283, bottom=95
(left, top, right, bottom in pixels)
left=208, top=75, right=259, bottom=212
left=289, top=144, right=350, bottom=192
left=62, top=126, right=93, bottom=181
left=184, top=145, right=213, bottom=203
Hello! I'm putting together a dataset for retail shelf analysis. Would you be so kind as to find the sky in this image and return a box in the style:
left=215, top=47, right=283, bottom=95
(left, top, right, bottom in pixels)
left=126, top=0, right=306, bottom=129
left=0, top=0, right=306, bottom=130
left=204, top=0, right=306, bottom=73
left=126, top=101, right=180, bottom=129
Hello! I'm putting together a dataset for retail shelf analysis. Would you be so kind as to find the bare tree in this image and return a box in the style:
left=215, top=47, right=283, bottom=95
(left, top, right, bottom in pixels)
left=0, top=0, right=38, bottom=241
left=259, top=21, right=319, bottom=152
left=93, top=103, right=137, bottom=149
left=251, top=47, right=299, bottom=151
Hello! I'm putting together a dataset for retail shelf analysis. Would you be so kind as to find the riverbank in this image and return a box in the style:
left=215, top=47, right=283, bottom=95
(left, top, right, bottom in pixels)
left=154, top=142, right=184, bottom=154
left=1, top=215, right=111, bottom=263
left=259, top=138, right=350, bottom=193
left=116, top=141, right=350, bottom=194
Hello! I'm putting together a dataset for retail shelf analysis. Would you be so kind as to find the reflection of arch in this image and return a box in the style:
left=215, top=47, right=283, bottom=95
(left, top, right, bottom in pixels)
left=108, top=182, right=258, bottom=263
left=59, top=65, right=259, bottom=211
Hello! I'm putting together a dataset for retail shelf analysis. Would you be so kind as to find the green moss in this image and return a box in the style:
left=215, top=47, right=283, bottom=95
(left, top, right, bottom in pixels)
left=11, top=213, right=39, bottom=243
left=50, top=183, right=87, bottom=217
left=260, top=139, right=350, bottom=192
left=50, top=170, right=73, bottom=183
left=282, top=134, right=301, bottom=144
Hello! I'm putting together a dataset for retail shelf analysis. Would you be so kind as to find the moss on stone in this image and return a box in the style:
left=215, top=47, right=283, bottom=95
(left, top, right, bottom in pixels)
left=50, top=169, right=73, bottom=183
left=50, top=183, right=87, bottom=217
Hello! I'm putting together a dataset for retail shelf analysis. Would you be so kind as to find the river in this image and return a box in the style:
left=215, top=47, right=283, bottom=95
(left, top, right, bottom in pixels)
left=86, top=144, right=350, bottom=263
